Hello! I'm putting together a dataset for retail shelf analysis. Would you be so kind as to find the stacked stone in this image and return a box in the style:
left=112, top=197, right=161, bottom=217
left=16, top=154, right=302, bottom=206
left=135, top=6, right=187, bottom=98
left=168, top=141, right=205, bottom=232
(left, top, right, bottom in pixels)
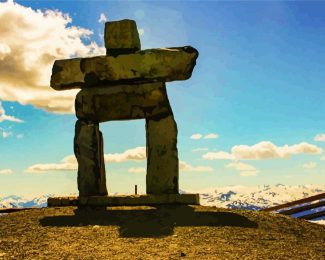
left=50, top=20, right=198, bottom=197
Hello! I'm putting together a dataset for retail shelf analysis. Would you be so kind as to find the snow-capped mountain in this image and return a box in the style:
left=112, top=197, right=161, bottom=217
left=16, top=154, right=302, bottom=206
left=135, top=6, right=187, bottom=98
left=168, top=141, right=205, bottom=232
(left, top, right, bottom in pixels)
left=0, top=193, right=75, bottom=208
left=185, top=184, right=325, bottom=225
left=1, top=185, right=324, bottom=224
left=183, top=184, right=325, bottom=210
left=1, top=184, right=323, bottom=210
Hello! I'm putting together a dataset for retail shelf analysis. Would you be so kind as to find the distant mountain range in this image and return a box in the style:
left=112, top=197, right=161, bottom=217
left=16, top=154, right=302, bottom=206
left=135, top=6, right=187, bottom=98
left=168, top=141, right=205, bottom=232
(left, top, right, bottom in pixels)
left=1, top=184, right=324, bottom=210
left=0, top=194, right=55, bottom=208
left=186, top=183, right=325, bottom=210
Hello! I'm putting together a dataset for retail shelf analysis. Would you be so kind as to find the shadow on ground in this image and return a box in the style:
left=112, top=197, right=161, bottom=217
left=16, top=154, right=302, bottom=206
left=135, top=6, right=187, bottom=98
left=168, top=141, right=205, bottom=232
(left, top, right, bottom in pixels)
left=39, top=205, right=258, bottom=238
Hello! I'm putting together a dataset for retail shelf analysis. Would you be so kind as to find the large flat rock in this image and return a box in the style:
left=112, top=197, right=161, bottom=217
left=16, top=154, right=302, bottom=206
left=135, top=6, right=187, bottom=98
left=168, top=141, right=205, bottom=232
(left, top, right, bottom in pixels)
left=75, top=82, right=172, bottom=122
left=51, top=46, right=198, bottom=90
left=47, top=194, right=200, bottom=207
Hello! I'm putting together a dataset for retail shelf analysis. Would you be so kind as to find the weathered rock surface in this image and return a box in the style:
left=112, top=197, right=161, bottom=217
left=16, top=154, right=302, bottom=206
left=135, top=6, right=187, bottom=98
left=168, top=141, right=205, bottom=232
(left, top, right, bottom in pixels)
left=74, top=120, right=107, bottom=196
left=105, top=19, right=141, bottom=55
left=75, top=82, right=172, bottom=122
left=47, top=194, right=200, bottom=207
left=49, top=19, right=199, bottom=197
left=50, top=46, right=198, bottom=90
left=51, top=58, right=85, bottom=90
left=146, top=114, right=179, bottom=194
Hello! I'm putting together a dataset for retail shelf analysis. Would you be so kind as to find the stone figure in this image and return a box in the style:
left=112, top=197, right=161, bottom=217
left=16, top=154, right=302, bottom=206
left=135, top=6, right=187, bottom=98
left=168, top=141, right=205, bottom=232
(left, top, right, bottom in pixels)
left=50, top=19, right=198, bottom=197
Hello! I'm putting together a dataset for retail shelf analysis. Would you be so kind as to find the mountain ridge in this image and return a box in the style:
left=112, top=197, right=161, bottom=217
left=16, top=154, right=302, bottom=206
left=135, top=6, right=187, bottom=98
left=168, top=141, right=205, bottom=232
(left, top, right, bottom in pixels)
left=1, top=184, right=324, bottom=210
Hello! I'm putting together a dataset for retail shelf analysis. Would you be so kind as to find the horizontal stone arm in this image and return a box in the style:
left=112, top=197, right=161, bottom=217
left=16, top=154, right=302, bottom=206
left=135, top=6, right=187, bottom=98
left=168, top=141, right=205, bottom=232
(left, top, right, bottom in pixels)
left=50, top=46, right=198, bottom=90
left=75, top=82, right=173, bottom=122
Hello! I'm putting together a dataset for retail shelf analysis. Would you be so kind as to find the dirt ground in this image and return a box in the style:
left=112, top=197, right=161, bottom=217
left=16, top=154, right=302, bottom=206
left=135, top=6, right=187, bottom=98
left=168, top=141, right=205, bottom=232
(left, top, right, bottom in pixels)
left=0, top=205, right=324, bottom=259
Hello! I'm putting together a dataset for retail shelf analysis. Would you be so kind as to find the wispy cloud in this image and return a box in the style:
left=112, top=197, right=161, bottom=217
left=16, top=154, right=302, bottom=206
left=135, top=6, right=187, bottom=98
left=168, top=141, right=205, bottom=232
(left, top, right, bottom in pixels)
left=203, top=141, right=322, bottom=160
left=0, top=101, right=23, bottom=123
left=179, top=161, right=213, bottom=172
left=25, top=155, right=77, bottom=173
left=190, top=134, right=202, bottom=140
left=225, top=161, right=258, bottom=177
left=204, top=133, right=219, bottom=139
left=239, top=171, right=257, bottom=177
left=232, top=141, right=322, bottom=159
left=26, top=148, right=214, bottom=174
left=203, top=151, right=234, bottom=160
left=302, top=162, right=317, bottom=169
left=226, top=161, right=257, bottom=171
left=192, top=147, right=209, bottom=152
left=104, top=147, right=146, bottom=163
left=190, top=133, right=219, bottom=140
left=314, top=134, right=325, bottom=142
left=16, top=133, right=24, bottom=139
left=128, top=160, right=214, bottom=174
left=98, top=13, right=107, bottom=23
left=2, top=131, right=12, bottom=138
left=128, top=167, right=146, bottom=173
left=0, top=1, right=105, bottom=114
left=25, top=147, right=146, bottom=173
left=0, top=169, right=13, bottom=174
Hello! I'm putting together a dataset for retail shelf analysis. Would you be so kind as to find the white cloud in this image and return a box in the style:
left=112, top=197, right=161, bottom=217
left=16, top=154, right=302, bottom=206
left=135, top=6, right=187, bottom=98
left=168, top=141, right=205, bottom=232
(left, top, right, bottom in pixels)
left=0, top=1, right=105, bottom=114
left=26, top=163, right=76, bottom=173
left=138, top=28, right=144, bottom=36
left=61, top=155, right=78, bottom=164
left=190, top=133, right=219, bottom=140
left=2, top=131, right=12, bottom=138
left=26, top=150, right=212, bottom=174
left=25, top=147, right=146, bottom=173
left=98, top=13, right=107, bottom=23
left=192, top=148, right=209, bottom=152
left=190, top=134, right=202, bottom=140
left=240, top=171, right=257, bottom=177
left=203, top=141, right=322, bottom=161
left=204, top=133, right=219, bottom=139
left=0, top=169, right=13, bottom=174
left=226, top=162, right=257, bottom=171
left=314, top=134, right=325, bottom=142
left=179, top=161, right=213, bottom=172
left=25, top=154, right=77, bottom=173
left=202, top=151, right=234, bottom=160
left=302, top=162, right=317, bottom=169
left=225, top=161, right=258, bottom=177
left=0, top=101, right=23, bottom=123
left=320, top=156, right=325, bottom=161
left=127, top=160, right=215, bottom=173
left=232, top=141, right=322, bottom=160
left=104, top=147, right=146, bottom=163
left=128, top=167, right=146, bottom=174
left=16, top=134, right=24, bottom=139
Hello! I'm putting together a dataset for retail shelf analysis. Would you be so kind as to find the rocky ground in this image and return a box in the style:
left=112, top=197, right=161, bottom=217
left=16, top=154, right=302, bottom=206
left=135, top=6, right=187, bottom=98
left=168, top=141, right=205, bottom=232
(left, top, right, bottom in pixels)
left=0, top=205, right=324, bottom=259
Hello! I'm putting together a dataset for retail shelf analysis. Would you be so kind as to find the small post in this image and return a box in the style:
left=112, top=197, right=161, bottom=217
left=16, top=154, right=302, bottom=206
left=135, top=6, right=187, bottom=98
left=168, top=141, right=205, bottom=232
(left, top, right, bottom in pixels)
left=135, top=185, right=138, bottom=195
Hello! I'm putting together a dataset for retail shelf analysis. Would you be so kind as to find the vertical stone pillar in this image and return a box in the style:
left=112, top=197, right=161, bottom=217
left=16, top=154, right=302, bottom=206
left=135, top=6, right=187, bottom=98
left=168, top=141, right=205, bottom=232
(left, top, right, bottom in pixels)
left=146, top=114, right=179, bottom=194
left=74, top=119, right=108, bottom=196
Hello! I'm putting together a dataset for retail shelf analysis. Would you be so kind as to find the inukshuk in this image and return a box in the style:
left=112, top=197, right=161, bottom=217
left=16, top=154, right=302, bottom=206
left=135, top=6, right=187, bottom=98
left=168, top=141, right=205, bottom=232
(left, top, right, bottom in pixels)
left=50, top=19, right=198, bottom=199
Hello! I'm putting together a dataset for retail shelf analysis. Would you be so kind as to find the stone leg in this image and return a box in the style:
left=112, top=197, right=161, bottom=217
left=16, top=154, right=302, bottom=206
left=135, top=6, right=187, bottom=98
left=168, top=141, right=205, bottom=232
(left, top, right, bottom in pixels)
left=74, top=119, right=108, bottom=196
left=146, top=114, right=179, bottom=194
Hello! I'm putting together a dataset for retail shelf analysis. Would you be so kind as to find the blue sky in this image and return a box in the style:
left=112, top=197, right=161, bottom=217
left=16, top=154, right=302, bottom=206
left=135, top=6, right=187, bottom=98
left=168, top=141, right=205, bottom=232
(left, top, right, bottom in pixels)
left=0, top=0, right=325, bottom=197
